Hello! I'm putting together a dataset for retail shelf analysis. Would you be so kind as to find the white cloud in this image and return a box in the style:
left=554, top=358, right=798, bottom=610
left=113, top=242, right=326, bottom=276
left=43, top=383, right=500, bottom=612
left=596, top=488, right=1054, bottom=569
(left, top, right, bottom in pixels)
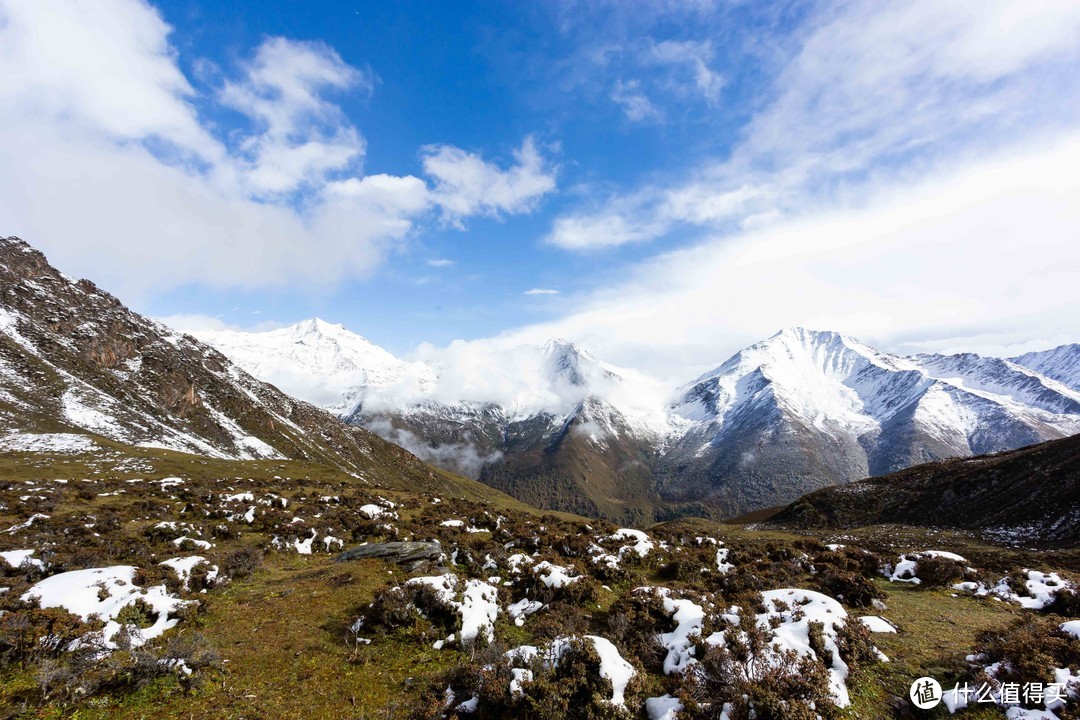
left=647, top=39, right=723, bottom=105
left=422, top=136, right=557, bottom=223
left=549, top=0, right=1080, bottom=251
left=157, top=314, right=286, bottom=335
left=547, top=201, right=670, bottom=250
left=0, top=0, right=554, bottom=297
left=427, top=258, right=456, bottom=268
left=219, top=37, right=372, bottom=196
left=547, top=183, right=768, bottom=249
left=611, top=79, right=663, bottom=123
left=523, top=288, right=559, bottom=296
left=390, top=338, right=673, bottom=429
left=510, top=134, right=1080, bottom=382
left=0, top=0, right=219, bottom=160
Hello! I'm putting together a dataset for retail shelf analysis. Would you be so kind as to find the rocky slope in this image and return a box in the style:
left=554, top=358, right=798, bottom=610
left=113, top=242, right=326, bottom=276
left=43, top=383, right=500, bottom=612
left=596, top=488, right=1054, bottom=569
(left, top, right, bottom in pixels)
left=0, top=236, right=483, bottom=492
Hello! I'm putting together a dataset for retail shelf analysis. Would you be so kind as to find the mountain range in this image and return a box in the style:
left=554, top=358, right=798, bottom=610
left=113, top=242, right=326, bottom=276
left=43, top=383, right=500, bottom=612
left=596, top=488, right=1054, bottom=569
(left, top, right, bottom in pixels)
left=192, top=316, right=1080, bottom=522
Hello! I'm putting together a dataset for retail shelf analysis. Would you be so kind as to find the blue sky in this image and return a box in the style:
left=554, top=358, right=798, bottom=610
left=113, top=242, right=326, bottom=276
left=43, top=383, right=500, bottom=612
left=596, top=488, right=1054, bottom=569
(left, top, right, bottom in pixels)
left=147, top=0, right=776, bottom=350
left=3, top=0, right=1080, bottom=380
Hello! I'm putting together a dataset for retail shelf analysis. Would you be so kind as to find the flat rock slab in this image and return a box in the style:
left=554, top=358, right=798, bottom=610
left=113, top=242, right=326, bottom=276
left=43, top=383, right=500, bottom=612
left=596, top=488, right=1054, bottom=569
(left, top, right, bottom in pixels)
left=336, top=541, right=443, bottom=565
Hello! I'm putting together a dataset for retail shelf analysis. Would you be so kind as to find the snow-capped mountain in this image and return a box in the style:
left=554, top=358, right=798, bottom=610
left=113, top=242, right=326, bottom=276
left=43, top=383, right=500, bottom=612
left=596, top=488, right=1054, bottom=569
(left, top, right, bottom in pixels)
left=195, top=318, right=431, bottom=414
left=193, top=319, right=1080, bottom=522
left=345, top=337, right=679, bottom=519
left=659, top=328, right=1080, bottom=514
left=1012, top=344, right=1080, bottom=393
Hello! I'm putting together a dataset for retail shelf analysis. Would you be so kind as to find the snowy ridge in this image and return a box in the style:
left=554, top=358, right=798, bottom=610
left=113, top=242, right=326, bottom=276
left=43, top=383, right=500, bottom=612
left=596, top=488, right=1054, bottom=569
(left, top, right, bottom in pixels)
left=673, top=327, right=1080, bottom=455
left=193, top=322, right=680, bottom=441
left=1013, top=344, right=1080, bottom=394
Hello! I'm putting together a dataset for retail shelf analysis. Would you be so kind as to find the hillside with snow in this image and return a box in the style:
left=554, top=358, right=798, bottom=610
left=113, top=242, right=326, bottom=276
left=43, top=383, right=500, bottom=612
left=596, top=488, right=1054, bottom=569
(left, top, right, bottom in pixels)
left=1013, top=344, right=1080, bottom=394
left=0, top=236, right=475, bottom=485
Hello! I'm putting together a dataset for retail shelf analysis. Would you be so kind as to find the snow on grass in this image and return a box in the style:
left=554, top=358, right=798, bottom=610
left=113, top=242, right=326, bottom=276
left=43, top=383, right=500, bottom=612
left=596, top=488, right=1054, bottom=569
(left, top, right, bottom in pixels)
left=509, top=668, right=533, bottom=698
left=0, top=548, right=45, bottom=570
left=221, top=492, right=254, bottom=503
left=589, top=635, right=636, bottom=705
left=3, top=513, right=49, bottom=534
left=635, top=587, right=707, bottom=675
left=693, top=536, right=735, bottom=574
left=359, top=504, right=390, bottom=519
left=858, top=616, right=897, bottom=633
left=888, top=550, right=968, bottom=584
left=405, top=574, right=500, bottom=643
left=645, top=694, right=684, bottom=720
left=1015, top=570, right=1072, bottom=609
left=532, top=561, right=581, bottom=589
left=954, top=569, right=1073, bottom=609
left=505, top=636, right=636, bottom=706
left=458, top=580, right=500, bottom=643
left=160, top=556, right=218, bottom=591
left=507, top=598, right=543, bottom=626
left=294, top=531, right=317, bottom=555
left=715, top=547, right=734, bottom=574
left=61, top=389, right=121, bottom=438
left=440, top=519, right=465, bottom=527
left=0, top=432, right=98, bottom=453
left=233, top=434, right=282, bottom=459
left=22, top=566, right=192, bottom=649
left=172, top=536, right=213, bottom=551
left=888, top=555, right=921, bottom=583
left=610, top=528, right=654, bottom=558
left=757, top=589, right=852, bottom=707
left=506, top=553, right=534, bottom=574
left=1061, top=621, right=1080, bottom=640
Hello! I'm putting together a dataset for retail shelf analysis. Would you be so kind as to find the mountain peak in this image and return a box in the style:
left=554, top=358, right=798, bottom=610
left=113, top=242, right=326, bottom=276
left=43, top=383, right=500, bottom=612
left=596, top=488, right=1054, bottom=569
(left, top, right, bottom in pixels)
left=767, top=327, right=870, bottom=353
left=770, top=326, right=842, bottom=342
left=293, top=317, right=349, bottom=336
left=540, top=337, right=581, bottom=355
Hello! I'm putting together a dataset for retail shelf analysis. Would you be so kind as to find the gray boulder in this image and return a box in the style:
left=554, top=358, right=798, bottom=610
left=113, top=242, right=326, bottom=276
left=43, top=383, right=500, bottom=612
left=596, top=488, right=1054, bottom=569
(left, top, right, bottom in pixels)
left=336, top=541, right=443, bottom=566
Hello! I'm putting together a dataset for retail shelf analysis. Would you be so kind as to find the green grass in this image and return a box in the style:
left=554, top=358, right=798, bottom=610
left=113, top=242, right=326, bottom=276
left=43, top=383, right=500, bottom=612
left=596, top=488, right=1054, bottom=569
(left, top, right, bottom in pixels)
left=842, top=579, right=1023, bottom=718
left=27, top=553, right=457, bottom=720
left=3, top=444, right=1078, bottom=720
